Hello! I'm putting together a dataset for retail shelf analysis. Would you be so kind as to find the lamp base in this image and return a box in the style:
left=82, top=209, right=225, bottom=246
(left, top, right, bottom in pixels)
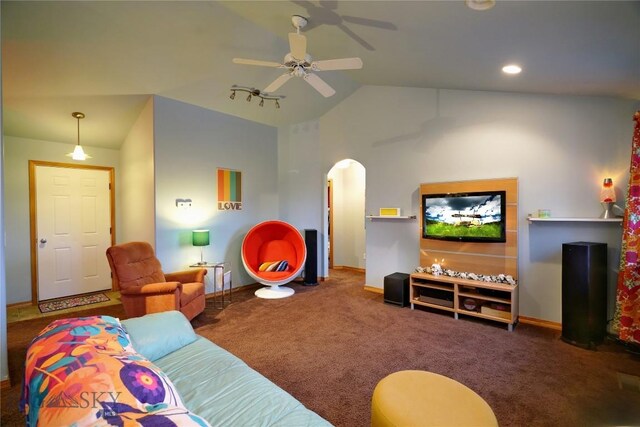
left=600, top=202, right=614, bottom=219
left=600, top=202, right=624, bottom=219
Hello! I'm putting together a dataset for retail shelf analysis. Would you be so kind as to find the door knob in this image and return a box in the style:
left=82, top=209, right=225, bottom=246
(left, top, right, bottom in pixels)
left=40, top=238, right=47, bottom=244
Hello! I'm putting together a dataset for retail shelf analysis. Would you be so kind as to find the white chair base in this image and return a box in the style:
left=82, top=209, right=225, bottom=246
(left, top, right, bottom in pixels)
left=255, top=285, right=295, bottom=299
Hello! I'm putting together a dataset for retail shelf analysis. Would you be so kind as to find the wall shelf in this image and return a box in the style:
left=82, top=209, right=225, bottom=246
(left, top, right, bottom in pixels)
left=366, top=215, right=416, bottom=220
left=527, top=217, right=622, bottom=224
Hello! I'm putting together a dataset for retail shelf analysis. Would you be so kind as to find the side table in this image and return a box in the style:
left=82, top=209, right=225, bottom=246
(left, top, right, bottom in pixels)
left=189, top=262, right=232, bottom=309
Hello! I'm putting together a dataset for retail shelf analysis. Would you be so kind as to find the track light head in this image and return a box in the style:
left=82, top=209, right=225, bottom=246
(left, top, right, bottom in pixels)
left=229, top=85, right=283, bottom=109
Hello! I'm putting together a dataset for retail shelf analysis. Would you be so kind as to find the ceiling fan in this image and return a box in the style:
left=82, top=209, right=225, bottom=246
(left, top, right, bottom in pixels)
left=232, top=15, right=363, bottom=98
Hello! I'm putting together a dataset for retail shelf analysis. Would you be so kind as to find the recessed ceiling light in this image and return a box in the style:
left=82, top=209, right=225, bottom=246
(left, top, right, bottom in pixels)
left=502, top=64, right=522, bottom=75
left=466, top=0, right=496, bottom=11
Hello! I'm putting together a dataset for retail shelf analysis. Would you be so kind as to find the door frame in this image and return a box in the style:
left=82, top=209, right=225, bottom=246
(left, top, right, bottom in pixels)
left=328, top=179, right=334, bottom=269
left=28, top=160, right=116, bottom=304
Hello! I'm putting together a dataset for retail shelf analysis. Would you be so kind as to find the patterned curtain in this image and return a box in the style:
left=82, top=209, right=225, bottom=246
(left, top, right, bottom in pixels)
left=615, top=111, right=640, bottom=345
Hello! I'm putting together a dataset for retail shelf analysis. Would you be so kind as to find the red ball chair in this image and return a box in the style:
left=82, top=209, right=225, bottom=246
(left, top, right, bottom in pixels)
left=241, top=220, right=307, bottom=299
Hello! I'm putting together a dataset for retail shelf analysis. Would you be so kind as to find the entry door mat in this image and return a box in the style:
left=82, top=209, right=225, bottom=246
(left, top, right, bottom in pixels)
left=39, top=293, right=110, bottom=313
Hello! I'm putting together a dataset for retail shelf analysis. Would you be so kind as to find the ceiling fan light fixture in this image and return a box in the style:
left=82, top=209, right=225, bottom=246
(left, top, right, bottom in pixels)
left=66, top=111, right=92, bottom=161
left=259, top=98, right=264, bottom=107
left=502, top=64, right=522, bottom=75
left=246, top=94, right=252, bottom=101
left=466, top=0, right=496, bottom=11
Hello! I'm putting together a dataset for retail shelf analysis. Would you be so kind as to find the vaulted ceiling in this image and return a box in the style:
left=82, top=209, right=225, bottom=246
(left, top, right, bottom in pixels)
left=3, top=1, right=639, bottom=149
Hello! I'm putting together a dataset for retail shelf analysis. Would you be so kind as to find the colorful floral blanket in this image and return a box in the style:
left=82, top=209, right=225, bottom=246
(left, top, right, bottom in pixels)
left=20, top=315, right=209, bottom=426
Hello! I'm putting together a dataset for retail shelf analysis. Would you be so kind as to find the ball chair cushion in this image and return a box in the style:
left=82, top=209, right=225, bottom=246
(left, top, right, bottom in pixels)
left=259, top=240, right=297, bottom=266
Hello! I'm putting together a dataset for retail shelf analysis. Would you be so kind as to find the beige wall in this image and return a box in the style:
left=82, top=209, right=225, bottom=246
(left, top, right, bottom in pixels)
left=119, top=97, right=155, bottom=245
left=152, top=96, right=279, bottom=286
left=278, top=85, right=636, bottom=323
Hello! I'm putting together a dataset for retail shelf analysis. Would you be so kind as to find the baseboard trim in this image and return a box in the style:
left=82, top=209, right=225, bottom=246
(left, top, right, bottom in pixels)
left=519, top=316, right=562, bottom=331
left=333, top=265, right=365, bottom=273
left=7, top=300, right=33, bottom=309
left=1, top=378, right=11, bottom=390
left=363, top=285, right=383, bottom=294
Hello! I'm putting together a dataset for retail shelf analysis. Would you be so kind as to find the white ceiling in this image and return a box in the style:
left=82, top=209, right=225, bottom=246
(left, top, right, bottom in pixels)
left=2, top=1, right=639, bottom=149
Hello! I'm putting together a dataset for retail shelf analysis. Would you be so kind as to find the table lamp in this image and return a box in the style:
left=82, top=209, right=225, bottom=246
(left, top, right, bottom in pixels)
left=192, top=229, right=210, bottom=265
left=599, top=178, right=623, bottom=218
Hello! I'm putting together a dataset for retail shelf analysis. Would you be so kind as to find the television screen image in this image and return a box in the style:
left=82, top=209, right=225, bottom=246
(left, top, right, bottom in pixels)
left=422, top=191, right=506, bottom=242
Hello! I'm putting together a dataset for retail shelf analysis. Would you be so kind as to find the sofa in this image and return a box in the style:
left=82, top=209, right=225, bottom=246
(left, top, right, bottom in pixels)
left=20, top=311, right=331, bottom=426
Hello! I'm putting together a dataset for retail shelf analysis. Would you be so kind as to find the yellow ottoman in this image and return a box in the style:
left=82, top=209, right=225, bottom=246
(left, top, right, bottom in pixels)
left=371, top=370, right=498, bottom=427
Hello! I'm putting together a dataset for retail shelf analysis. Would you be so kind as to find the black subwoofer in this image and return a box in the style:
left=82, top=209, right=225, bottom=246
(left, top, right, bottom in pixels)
left=561, top=242, right=607, bottom=349
left=384, top=272, right=410, bottom=307
left=303, top=229, right=318, bottom=285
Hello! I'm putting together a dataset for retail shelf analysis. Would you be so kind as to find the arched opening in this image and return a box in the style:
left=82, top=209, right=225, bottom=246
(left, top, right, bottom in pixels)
left=325, top=159, right=366, bottom=276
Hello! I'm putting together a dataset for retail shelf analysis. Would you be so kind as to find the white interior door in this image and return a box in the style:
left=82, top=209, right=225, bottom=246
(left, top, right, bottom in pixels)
left=36, top=166, right=112, bottom=301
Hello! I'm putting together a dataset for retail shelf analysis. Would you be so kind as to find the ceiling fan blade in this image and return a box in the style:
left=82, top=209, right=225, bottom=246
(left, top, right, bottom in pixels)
left=232, top=58, right=283, bottom=68
left=304, top=73, right=335, bottom=97
left=288, top=33, right=307, bottom=60
left=264, top=73, right=293, bottom=93
left=311, top=57, right=363, bottom=71
left=342, top=15, right=398, bottom=31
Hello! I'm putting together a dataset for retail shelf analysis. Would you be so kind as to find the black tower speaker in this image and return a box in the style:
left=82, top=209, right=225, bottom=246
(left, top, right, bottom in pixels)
left=303, top=229, right=318, bottom=285
left=384, top=272, right=410, bottom=307
left=561, top=242, right=607, bottom=349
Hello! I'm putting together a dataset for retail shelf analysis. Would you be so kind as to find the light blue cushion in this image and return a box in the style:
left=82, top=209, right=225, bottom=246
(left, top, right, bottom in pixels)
left=122, top=311, right=198, bottom=361
left=154, top=337, right=331, bottom=426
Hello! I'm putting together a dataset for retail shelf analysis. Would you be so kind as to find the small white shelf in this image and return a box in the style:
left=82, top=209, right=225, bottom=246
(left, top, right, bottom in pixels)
left=366, top=215, right=417, bottom=220
left=527, top=217, right=622, bottom=223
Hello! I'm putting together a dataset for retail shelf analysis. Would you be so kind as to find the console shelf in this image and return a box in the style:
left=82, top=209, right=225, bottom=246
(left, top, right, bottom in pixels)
left=366, top=215, right=417, bottom=220
left=410, top=272, right=519, bottom=331
left=527, top=217, right=622, bottom=223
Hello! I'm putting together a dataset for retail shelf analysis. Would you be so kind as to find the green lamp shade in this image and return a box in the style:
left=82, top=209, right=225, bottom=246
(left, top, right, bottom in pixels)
left=192, top=230, right=210, bottom=247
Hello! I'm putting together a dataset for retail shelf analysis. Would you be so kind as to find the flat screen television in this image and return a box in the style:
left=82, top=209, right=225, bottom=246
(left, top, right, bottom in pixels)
left=422, top=190, right=506, bottom=242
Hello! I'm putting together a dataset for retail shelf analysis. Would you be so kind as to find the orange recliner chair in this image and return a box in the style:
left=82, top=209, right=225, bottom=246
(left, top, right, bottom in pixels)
left=241, top=220, right=307, bottom=299
left=106, top=241, right=206, bottom=320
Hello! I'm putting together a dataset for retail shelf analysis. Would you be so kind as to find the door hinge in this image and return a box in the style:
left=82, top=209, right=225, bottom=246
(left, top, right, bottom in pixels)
left=110, top=227, right=112, bottom=235
left=109, top=183, right=111, bottom=190
left=110, top=272, right=113, bottom=278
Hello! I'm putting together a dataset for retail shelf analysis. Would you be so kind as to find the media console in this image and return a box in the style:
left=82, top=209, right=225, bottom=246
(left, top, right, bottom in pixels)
left=410, top=272, right=519, bottom=331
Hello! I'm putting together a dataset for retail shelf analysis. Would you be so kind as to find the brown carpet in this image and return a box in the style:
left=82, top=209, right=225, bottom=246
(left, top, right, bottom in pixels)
left=2, top=269, right=640, bottom=426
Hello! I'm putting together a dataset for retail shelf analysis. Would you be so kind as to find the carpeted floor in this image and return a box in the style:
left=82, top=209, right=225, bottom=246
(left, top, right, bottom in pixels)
left=2, top=269, right=640, bottom=426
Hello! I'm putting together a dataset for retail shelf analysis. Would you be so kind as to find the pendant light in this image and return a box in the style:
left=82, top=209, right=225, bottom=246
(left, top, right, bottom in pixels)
left=66, top=112, right=91, bottom=160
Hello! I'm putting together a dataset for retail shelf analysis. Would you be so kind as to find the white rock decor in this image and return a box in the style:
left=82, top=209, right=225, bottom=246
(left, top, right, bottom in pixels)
left=415, top=265, right=517, bottom=286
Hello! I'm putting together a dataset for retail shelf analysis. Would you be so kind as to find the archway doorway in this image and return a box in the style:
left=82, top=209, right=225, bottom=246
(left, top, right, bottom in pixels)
left=326, top=159, right=366, bottom=274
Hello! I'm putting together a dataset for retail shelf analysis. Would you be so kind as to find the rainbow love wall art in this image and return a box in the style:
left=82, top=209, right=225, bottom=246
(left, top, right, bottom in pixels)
left=217, top=168, right=242, bottom=211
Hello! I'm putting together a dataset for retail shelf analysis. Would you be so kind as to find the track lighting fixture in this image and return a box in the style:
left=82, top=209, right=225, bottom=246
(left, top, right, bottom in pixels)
left=229, top=85, right=284, bottom=109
